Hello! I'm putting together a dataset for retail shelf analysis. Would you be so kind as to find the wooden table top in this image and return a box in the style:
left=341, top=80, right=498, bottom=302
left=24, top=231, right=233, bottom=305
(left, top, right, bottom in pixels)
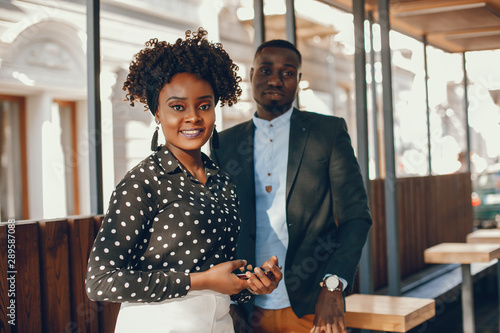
left=467, top=229, right=500, bottom=244
left=345, top=294, right=435, bottom=332
left=424, top=242, right=500, bottom=264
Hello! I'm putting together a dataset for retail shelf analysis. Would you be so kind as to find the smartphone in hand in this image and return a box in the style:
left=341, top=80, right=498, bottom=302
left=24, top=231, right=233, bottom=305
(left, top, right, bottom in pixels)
left=235, top=267, right=279, bottom=280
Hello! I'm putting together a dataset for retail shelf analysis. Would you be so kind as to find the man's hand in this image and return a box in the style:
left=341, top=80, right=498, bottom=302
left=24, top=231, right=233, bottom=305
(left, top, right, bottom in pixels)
left=245, top=256, right=282, bottom=295
left=310, top=287, right=346, bottom=333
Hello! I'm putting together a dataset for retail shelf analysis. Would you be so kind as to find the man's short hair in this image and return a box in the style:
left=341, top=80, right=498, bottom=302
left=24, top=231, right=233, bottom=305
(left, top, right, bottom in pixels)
left=255, top=39, right=302, bottom=65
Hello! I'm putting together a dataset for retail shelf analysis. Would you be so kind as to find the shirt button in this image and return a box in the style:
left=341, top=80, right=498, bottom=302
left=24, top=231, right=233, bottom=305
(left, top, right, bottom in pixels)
left=270, top=124, right=273, bottom=127
left=267, top=173, right=271, bottom=176
left=270, top=139, right=273, bottom=142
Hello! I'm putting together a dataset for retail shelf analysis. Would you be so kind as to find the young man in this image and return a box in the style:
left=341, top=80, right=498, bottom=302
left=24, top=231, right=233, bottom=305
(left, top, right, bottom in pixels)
left=211, top=40, right=372, bottom=333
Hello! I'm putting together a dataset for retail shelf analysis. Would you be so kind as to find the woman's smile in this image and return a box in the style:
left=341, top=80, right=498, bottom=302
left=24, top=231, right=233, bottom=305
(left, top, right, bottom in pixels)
left=180, top=128, right=205, bottom=138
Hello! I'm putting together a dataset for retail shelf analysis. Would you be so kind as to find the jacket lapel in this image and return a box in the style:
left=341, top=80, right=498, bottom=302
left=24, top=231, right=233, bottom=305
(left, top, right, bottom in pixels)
left=234, top=120, right=257, bottom=264
left=286, top=108, right=310, bottom=198
left=236, top=120, right=256, bottom=201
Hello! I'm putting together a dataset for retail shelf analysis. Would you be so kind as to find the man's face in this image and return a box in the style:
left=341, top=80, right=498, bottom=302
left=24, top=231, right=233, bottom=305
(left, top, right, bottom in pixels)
left=250, top=46, right=301, bottom=120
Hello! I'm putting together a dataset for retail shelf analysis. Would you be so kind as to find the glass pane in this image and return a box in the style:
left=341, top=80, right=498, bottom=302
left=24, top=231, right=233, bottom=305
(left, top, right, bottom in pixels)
left=293, top=0, right=356, bottom=145
left=426, top=46, right=466, bottom=175
left=390, top=31, right=429, bottom=177
left=53, top=101, right=78, bottom=216
left=59, top=103, right=76, bottom=215
left=464, top=50, right=500, bottom=176
left=0, top=99, right=23, bottom=221
left=264, top=0, right=287, bottom=41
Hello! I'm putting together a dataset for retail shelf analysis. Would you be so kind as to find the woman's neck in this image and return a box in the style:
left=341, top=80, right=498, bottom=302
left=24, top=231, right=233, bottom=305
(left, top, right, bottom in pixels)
left=167, top=145, right=206, bottom=184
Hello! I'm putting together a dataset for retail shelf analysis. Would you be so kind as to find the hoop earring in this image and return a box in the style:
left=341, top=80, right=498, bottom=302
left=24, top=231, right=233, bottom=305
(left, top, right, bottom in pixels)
left=151, top=120, right=160, bottom=151
left=211, top=125, right=219, bottom=150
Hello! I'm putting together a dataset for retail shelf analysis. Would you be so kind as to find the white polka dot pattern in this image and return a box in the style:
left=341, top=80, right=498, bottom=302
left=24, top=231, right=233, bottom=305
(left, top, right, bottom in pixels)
left=85, top=147, right=240, bottom=303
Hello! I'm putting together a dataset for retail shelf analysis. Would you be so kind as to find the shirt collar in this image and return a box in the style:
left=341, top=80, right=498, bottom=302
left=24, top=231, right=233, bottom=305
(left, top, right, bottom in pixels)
left=252, top=106, right=293, bottom=129
left=203, top=153, right=220, bottom=178
left=153, top=145, right=220, bottom=178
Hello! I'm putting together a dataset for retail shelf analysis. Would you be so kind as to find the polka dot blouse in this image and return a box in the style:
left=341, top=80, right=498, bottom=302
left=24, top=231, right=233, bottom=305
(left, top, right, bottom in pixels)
left=86, top=146, right=240, bottom=303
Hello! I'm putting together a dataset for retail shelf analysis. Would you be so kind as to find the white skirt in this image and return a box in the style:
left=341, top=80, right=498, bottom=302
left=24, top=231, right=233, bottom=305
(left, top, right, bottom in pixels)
left=114, top=289, right=234, bottom=333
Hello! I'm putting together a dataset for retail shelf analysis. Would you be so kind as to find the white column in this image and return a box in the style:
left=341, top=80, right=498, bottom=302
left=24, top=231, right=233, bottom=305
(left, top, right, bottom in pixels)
left=26, top=93, right=69, bottom=219
left=76, top=100, right=91, bottom=215
left=26, top=94, right=47, bottom=219
left=100, top=70, right=116, bottom=213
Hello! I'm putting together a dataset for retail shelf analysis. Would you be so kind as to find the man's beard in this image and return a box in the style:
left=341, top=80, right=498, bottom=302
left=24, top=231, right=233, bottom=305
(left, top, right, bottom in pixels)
left=263, top=100, right=292, bottom=115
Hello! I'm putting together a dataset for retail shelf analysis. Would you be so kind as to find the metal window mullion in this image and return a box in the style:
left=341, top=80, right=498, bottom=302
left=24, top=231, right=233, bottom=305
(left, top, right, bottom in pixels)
left=378, top=0, right=400, bottom=296
left=285, top=0, right=297, bottom=46
left=368, top=11, right=380, bottom=179
left=463, top=52, right=472, bottom=172
left=87, top=0, right=103, bottom=215
left=423, top=35, right=432, bottom=175
left=354, top=0, right=374, bottom=296
left=254, top=0, right=265, bottom=49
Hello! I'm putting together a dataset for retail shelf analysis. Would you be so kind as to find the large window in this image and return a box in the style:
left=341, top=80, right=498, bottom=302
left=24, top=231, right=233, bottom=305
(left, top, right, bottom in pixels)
left=0, top=95, right=27, bottom=221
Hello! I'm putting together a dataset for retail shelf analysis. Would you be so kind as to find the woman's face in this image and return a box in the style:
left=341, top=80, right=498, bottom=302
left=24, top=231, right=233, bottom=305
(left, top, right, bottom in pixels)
left=155, top=72, right=216, bottom=154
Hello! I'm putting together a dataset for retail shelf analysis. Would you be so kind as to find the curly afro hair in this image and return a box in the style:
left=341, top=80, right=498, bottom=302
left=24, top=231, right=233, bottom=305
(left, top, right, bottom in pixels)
left=123, top=28, right=242, bottom=115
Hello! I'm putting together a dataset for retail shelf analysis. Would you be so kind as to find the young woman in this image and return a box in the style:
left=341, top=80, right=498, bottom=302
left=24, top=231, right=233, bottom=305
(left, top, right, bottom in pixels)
left=86, top=28, right=282, bottom=333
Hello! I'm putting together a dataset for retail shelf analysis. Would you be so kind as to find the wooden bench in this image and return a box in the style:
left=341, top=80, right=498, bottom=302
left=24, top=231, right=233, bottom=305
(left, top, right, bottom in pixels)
left=424, top=242, right=500, bottom=333
left=345, top=294, right=435, bottom=332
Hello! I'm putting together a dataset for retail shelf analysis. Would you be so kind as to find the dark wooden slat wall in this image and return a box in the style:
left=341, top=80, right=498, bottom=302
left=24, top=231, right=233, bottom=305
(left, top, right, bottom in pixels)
left=370, top=173, right=473, bottom=289
left=0, top=217, right=120, bottom=333
left=39, top=220, right=72, bottom=333
left=370, top=179, right=387, bottom=289
left=0, top=173, right=473, bottom=330
left=16, top=223, right=42, bottom=333
left=68, top=217, right=99, bottom=333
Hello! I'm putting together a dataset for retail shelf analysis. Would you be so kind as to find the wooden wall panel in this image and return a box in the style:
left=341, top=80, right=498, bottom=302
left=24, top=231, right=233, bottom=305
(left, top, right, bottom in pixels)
left=16, top=223, right=42, bottom=333
left=39, top=220, right=72, bottom=333
left=370, top=173, right=473, bottom=290
left=98, top=303, right=120, bottom=333
left=370, top=179, right=387, bottom=289
left=68, top=217, right=99, bottom=333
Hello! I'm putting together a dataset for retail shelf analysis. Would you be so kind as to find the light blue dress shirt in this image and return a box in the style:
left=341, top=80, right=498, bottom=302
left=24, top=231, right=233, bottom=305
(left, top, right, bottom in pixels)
left=253, top=109, right=292, bottom=310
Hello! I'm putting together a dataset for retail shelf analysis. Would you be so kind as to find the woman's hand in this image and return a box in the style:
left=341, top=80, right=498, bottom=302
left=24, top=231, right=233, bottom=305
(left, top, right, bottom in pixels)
left=190, top=259, right=249, bottom=295
left=245, top=256, right=282, bottom=296
left=190, top=257, right=282, bottom=296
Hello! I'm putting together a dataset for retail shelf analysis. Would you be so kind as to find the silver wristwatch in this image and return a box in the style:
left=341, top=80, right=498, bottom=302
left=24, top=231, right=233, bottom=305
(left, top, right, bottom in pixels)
left=320, top=275, right=343, bottom=292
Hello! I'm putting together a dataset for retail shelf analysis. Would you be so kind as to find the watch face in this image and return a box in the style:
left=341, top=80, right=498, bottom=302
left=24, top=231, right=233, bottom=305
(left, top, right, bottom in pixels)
left=325, top=276, right=340, bottom=290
